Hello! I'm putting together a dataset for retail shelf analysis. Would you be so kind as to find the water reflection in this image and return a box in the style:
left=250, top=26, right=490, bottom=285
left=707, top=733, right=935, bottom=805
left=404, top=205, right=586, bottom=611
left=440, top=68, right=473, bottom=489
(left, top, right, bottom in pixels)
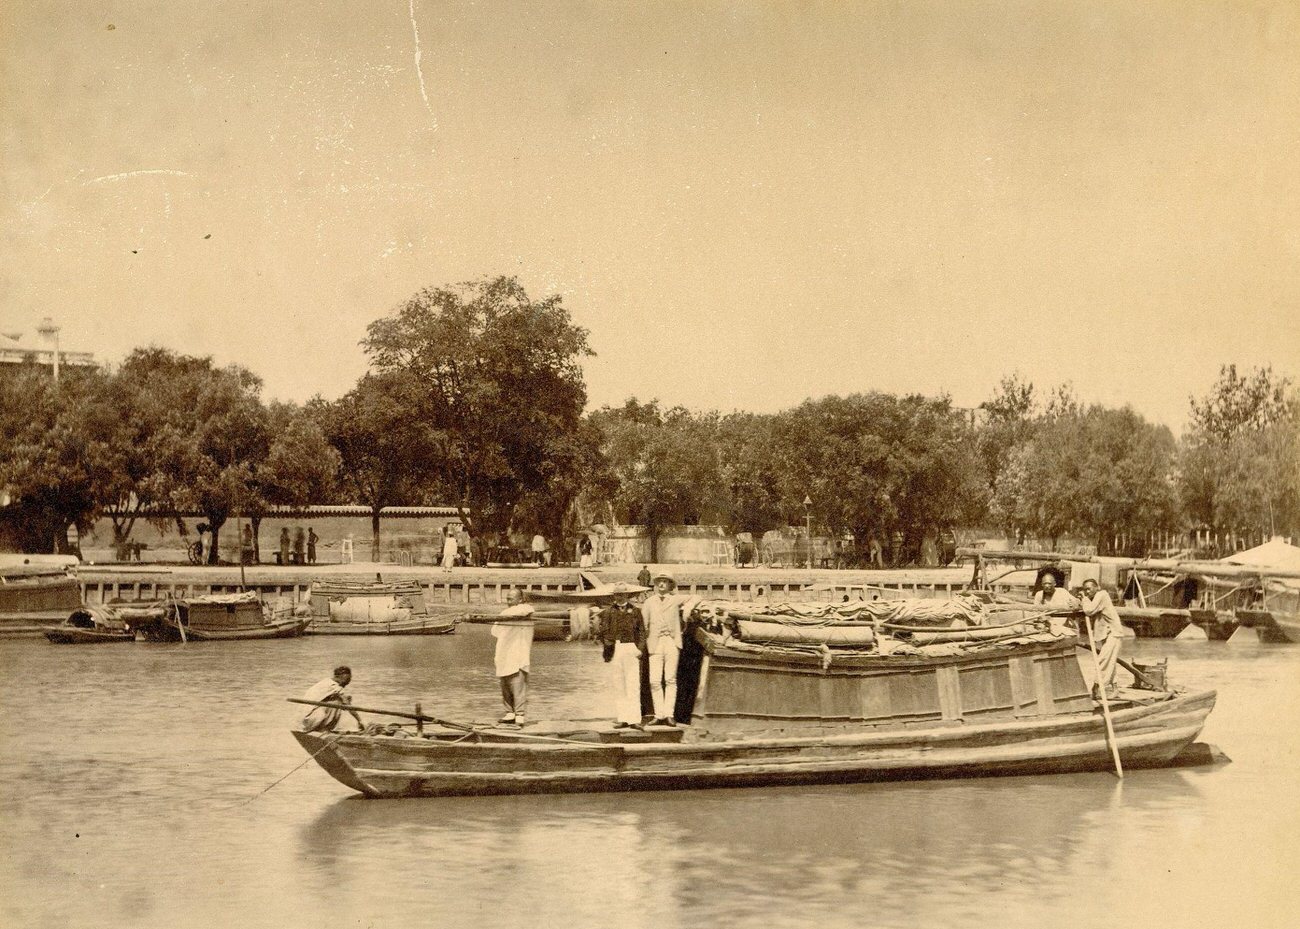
left=1, top=634, right=1295, bottom=929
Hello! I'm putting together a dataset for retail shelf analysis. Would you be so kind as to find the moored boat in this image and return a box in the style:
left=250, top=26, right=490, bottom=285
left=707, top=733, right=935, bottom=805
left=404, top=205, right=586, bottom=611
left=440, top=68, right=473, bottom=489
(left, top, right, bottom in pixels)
left=43, top=605, right=134, bottom=644
left=1, top=557, right=84, bottom=637
left=308, top=579, right=455, bottom=635
left=291, top=598, right=1219, bottom=798
left=171, top=592, right=311, bottom=640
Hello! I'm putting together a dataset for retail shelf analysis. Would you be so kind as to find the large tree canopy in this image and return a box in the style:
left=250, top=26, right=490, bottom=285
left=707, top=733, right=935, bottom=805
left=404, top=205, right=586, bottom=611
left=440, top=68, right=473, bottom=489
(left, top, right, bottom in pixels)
left=0, top=368, right=123, bottom=552
left=1180, top=365, right=1299, bottom=540
left=585, top=400, right=727, bottom=560
left=316, top=371, right=446, bottom=561
left=363, top=275, right=593, bottom=539
left=992, top=404, right=1179, bottom=553
left=771, top=393, right=986, bottom=561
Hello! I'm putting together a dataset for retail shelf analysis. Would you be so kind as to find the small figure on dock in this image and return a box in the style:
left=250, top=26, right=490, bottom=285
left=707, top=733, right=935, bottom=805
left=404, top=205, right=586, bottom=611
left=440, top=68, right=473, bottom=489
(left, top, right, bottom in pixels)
left=279, top=527, right=291, bottom=566
left=441, top=527, right=459, bottom=573
left=293, top=526, right=306, bottom=565
left=578, top=534, right=593, bottom=568
left=637, top=565, right=652, bottom=589
left=641, top=571, right=687, bottom=727
left=493, top=591, right=535, bottom=725
left=300, top=666, right=363, bottom=733
left=868, top=536, right=884, bottom=569
left=241, top=523, right=255, bottom=565
left=1079, top=578, right=1123, bottom=698
left=532, top=533, right=547, bottom=566
left=307, top=526, right=318, bottom=565
left=456, top=525, right=472, bottom=566
left=599, top=592, right=647, bottom=728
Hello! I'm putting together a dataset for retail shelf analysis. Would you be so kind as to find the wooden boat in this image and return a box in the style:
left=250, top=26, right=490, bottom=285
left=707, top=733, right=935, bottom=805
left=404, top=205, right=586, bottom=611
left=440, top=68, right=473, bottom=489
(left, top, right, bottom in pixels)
left=0, top=558, right=84, bottom=637
left=291, top=601, right=1218, bottom=798
left=308, top=579, right=455, bottom=635
left=171, top=592, right=310, bottom=640
left=43, top=605, right=134, bottom=644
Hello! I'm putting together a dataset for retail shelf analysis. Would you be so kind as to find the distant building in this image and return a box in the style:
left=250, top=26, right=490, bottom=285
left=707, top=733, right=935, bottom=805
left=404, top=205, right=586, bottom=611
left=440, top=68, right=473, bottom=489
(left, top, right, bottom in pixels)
left=0, top=317, right=96, bottom=377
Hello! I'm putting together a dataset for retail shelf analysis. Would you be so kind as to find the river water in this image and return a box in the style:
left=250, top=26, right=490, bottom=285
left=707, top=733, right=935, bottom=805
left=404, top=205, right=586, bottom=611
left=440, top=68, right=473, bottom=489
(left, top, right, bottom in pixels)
left=1, top=628, right=1297, bottom=929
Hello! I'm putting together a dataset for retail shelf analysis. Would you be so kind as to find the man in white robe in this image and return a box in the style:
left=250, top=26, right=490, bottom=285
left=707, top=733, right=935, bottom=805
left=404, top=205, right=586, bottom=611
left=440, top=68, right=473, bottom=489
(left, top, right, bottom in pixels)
left=493, top=595, right=535, bottom=725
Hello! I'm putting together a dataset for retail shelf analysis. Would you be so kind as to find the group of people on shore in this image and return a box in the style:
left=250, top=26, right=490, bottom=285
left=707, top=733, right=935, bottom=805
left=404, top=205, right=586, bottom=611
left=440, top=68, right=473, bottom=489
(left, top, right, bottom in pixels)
left=277, top=526, right=318, bottom=566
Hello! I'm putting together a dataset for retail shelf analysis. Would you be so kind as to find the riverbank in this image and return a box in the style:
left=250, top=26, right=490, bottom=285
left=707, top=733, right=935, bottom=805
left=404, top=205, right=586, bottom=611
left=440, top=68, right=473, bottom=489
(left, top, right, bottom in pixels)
left=72, top=561, right=976, bottom=610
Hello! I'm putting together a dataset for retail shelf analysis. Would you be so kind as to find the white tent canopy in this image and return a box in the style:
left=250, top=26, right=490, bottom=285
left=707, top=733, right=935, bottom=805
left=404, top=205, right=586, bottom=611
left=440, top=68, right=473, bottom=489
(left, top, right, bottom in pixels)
left=1223, top=538, right=1300, bottom=573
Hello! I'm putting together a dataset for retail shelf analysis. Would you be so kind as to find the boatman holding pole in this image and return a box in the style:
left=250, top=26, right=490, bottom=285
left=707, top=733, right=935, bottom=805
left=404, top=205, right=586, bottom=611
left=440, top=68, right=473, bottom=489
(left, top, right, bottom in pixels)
left=1078, top=578, right=1123, bottom=698
left=300, top=666, right=364, bottom=733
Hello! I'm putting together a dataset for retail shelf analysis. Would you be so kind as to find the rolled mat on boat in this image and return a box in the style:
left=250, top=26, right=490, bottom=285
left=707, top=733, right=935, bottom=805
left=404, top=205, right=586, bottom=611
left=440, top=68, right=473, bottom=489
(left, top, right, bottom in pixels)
left=736, top=620, right=876, bottom=646
left=907, top=623, right=1037, bottom=645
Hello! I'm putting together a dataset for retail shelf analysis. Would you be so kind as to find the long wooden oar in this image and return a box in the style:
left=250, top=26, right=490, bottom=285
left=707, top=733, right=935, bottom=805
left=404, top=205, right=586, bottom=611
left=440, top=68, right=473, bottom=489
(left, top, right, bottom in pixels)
left=287, top=698, right=607, bottom=748
left=1082, top=616, right=1123, bottom=779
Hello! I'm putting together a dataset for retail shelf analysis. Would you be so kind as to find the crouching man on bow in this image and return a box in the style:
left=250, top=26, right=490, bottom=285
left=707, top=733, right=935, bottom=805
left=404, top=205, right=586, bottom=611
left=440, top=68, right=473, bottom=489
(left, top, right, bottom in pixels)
left=300, top=665, right=364, bottom=733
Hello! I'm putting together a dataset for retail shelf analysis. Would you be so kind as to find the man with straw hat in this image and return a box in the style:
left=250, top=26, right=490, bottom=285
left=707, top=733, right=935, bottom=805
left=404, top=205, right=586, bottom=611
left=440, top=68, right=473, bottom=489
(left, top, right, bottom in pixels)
left=640, top=570, right=691, bottom=726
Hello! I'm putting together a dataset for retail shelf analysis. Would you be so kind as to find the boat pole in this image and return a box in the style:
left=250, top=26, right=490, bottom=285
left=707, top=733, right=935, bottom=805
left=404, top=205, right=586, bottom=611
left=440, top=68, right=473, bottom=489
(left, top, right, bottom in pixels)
left=1083, top=616, right=1123, bottom=779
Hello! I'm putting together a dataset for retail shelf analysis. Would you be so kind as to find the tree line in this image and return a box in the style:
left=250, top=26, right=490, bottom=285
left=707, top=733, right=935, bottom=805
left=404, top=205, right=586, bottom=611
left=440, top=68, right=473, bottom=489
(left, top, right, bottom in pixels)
left=2, top=276, right=1296, bottom=563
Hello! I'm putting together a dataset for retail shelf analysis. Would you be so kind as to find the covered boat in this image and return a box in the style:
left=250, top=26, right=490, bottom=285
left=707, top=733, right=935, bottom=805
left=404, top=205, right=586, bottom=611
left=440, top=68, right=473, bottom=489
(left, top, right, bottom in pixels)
left=123, top=592, right=309, bottom=641
left=43, top=605, right=134, bottom=644
left=308, top=579, right=455, bottom=635
left=291, top=597, right=1218, bottom=798
left=0, top=557, right=83, bottom=637
left=170, top=591, right=310, bottom=640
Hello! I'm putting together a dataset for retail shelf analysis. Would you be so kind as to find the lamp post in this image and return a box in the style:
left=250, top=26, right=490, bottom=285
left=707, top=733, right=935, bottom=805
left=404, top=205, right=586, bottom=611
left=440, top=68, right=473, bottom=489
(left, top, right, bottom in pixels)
left=803, top=495, right=813, bottom=569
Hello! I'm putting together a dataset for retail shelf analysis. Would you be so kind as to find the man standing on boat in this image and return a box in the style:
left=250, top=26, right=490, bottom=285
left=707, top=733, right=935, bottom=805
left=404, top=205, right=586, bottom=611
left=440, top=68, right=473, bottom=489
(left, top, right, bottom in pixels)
left=641, top=571, right=692, bottom=726
left=300, top=666, right=363, bottom=733
left=493, top=591, right=535, bottom=726
left=599, top=591, right=647, bottom=728
left=1079, top=578, right=1123, bottom=697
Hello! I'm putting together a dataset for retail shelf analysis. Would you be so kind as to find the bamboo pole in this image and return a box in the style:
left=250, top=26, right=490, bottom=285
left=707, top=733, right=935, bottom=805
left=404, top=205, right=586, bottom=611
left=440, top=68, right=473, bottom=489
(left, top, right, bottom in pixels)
left=1083, top=616, right=1122, bottom=779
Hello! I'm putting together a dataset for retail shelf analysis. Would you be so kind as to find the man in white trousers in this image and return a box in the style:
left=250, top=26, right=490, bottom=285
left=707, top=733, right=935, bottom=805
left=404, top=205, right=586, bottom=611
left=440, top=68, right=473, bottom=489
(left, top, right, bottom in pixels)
left=1078, top=577, right=1123, bottom=698
left=640, top=570, right=690, bottom=726
left=598, top=593, right=646, bottom=728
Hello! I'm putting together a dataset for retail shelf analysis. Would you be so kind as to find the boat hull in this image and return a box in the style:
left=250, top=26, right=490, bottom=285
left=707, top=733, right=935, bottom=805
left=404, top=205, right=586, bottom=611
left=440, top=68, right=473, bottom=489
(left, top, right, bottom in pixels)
left=293, top=689, right=1216, bottom=798
left=43, top=626, right=135, bottom=644
left=181, top=617, right=310, bottom=640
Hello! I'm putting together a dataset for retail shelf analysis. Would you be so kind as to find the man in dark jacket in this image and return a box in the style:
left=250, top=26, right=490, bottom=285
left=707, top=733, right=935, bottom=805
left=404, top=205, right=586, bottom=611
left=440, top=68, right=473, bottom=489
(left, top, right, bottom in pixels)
left=598, top=595, right=646, bottom=728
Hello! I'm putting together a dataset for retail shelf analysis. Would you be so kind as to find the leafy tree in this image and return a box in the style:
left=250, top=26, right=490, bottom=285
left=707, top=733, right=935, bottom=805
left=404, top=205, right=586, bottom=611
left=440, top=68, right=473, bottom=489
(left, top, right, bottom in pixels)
left=117, top=348, right=272, bottom=563
left=1180, top=366, right=1299, bottom=541
left=244, top=402, right=340, bottom=561
left=363, top=275, right=592, bottom=543
left=316, top=372, right=446, bottom=561
left=770, top=393, right=985, bottom=563
left=993, top=404, right=1178, bottom=553
left=715, top=412, right=785, bottom=538
left=0, top=368, right=123, bottom=553
left=977, top=372, right=1038, bottom=496
left=586, top=400, right=726, bottom=561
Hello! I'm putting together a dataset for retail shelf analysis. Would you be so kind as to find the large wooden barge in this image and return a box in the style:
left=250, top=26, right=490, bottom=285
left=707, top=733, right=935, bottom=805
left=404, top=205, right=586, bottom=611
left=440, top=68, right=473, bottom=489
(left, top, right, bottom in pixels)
left=292, top=602, right=1216, bottom=798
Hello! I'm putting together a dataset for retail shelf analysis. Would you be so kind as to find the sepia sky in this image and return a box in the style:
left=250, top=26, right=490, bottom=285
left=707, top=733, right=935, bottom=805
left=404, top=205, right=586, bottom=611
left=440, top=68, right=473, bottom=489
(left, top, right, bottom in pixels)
left=2, top=0, right=1298, bottom=429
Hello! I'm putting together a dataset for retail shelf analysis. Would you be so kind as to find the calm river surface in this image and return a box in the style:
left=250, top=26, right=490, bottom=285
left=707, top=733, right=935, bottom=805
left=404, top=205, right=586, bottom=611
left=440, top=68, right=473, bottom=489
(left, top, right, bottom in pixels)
left=2, top=628, right=1297, bottom=929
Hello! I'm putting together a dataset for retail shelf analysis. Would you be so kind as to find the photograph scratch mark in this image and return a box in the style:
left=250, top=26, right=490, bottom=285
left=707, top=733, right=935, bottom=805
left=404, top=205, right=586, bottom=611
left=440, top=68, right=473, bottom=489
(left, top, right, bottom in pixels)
left=83, top=169, right=195, bottom=186
left=408, top=0, right=438, bottom=129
